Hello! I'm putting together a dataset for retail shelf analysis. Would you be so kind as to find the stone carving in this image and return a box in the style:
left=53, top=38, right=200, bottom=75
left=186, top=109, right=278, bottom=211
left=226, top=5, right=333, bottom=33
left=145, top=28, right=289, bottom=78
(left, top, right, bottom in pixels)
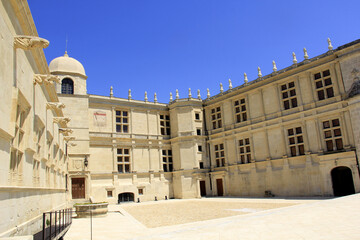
left=169, top=92, right=173, bottom=102
left=59, top=128, right=73, bottom=135
left=176, top=89, right=179, bottom=99
left=207, top=88, right=210, bottom=99
left=110, top=86, right=113, bottom=97
left=228, top=79, right=233, bottom=89
left=33, top=74, right=60, bottom=85
left=244, top=73, right=248, bottom=84
left=53, top=117, right=71, bottom=125
left=303, top=48, right=309, bottom=60
left=14, top=35, right=49, bottom=50
left=220, top=83, right=223, bottom=93
left=64, top=136, right=75, bottom=142
left=292, top=52, right=297, bottom=64
left=188, top=88, right=192, bottom=98
left=347, top=80, right=360, bottom=98
left=197, top=89, right=201, bottom=100
left=351, top=68, right=359, bottom=81
left=272, top=61, right=277, bottom=72
left=327, top=38, right=333, bottom=51
left=128, top=89, right=131, bottom=100
left=154, top=93, right=157, bottom=103
left=46, top=102, right=65, bottom=110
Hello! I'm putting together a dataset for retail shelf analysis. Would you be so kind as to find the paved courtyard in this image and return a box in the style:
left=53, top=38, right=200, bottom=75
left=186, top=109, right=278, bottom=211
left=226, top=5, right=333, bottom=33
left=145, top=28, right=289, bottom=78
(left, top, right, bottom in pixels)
left=65, top=194, right=360, bottom=240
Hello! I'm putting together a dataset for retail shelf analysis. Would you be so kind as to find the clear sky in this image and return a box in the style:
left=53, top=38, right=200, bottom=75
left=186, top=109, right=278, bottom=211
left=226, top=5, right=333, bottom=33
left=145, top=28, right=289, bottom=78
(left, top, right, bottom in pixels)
left=29, top=0, right=360, bottom=103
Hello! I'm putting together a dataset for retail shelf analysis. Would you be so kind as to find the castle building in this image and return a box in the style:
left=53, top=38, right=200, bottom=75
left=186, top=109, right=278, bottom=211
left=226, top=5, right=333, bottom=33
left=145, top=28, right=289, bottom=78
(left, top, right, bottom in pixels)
left=1, top=0, right=360, bottom=238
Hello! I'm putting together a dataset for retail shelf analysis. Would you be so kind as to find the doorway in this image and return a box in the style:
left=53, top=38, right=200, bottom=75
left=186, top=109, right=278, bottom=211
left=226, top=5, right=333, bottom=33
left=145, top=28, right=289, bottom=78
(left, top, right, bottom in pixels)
left=216, top=178, right=224, bottom=196
left=200, top=180, right=206, bottom=196
left=118, top=192, right=134, bottom=203
left=71, top=178, right=85, bottom=199
left=331, top=166, right=355, bottom=196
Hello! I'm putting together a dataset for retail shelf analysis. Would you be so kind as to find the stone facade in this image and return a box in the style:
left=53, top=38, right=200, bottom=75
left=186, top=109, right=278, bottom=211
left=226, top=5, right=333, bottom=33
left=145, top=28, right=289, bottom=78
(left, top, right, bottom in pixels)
left=2, top=0, right=360, bottom=238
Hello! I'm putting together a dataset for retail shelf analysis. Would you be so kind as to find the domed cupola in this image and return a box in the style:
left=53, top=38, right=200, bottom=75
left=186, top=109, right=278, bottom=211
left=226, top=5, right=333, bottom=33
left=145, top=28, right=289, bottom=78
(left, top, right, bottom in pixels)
left=49, top=52, right=87, bottom=95
left=49, top=51, right=87, bottom=78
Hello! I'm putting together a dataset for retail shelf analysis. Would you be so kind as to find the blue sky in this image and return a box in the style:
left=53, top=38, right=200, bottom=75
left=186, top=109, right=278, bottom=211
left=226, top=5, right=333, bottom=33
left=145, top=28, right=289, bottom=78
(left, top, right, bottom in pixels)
left=29, top=0, right=360, bottom=103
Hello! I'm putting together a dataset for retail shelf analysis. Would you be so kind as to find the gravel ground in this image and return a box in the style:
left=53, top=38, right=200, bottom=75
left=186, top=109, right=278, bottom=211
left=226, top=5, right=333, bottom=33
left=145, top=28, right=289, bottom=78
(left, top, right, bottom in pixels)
left=121, top=199, right=298, bottom=228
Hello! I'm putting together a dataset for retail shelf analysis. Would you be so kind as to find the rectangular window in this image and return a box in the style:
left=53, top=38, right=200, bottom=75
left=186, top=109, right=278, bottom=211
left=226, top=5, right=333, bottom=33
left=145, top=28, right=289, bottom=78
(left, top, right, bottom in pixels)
left=162, top=149, right=173, bottom=172
left=107, top=190, right=113, bottom=197
left=196, top=129, right=201, bottom=136
left=198, top=145, right=202, bottom=152
left=280, top=82, right=297, bottom=110
left=160, top=114, right=170, bottom=135
left=214, top=143, right=225, bottom=167
left=323, top=119, right=343, bottom=152
left=287, top=127, right=305, bottom=157
left=117, top=148, right=131, bottom=173
left=239, top=138, right=251, bottom=164
left=195, top=113, right=200, bottom=120
left=211, top=107, right=222, bottom=129
left=116, top=110, right=129, bottom=133
left=138, top=188, right=143, bottom=195
left=314, top=70, right=334, bottom=101
left=199, top=162, right=204, bottom=169
left=234, top=99, right=247, bottom=123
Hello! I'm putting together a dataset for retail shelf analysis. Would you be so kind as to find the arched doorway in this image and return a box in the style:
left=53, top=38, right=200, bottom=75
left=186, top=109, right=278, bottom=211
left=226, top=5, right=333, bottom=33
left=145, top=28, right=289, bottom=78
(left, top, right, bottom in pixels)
left=118, top=192, right=134, bottom=203
left=331, top=166, right=355, bottom=196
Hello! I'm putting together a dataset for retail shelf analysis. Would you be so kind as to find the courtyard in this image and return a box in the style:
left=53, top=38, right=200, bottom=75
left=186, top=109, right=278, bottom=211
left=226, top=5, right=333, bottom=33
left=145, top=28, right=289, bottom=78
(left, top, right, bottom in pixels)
left=64, top=194, right=360, bottom=239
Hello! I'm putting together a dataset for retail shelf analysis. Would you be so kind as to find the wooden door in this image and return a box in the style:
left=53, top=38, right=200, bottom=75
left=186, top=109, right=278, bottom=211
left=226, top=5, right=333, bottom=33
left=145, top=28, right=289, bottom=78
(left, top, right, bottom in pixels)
left=200, top=180, right=206, bottom=196
left=216, top=178, right=224, bottom=196
left=72, top=178, right=85, bottom=199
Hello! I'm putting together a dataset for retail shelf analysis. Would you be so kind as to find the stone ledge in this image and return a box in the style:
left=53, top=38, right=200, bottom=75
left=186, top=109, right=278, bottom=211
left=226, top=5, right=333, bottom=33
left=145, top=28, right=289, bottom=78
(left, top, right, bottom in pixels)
left=0, top=236, right=33, bottom=240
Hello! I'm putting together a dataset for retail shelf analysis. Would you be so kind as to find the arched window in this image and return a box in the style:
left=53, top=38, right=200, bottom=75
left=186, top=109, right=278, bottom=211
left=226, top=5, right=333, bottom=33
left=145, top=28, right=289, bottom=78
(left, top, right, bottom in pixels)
left=61, top=78, right=74, bottom=94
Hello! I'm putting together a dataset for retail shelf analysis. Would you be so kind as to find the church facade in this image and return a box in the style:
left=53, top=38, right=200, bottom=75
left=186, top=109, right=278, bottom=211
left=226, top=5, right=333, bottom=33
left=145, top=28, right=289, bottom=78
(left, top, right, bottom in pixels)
left=1, top=0, right=360, bottom=237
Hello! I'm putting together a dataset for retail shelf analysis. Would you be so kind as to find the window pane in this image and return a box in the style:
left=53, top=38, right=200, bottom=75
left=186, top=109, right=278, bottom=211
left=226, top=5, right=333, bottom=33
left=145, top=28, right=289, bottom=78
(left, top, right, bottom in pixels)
left=124, top=149, right=129, bottom=154
left=240, top=155, right=245, bottom=163
left=295, top=127, right=302, bottom=134
left=315, top=81, right=323, bottom=89
left=242, top=113, right=247, bottom=121
left=323, top=70, right=330, bottom=77
left=240, top=99, right=245, bottom=104
left=335, top=139, right=343, bottom=150
left=288, top=129, right=294, bottom=136
left=117, top=149, right=122, bottom=154
left=323, top=121, right=330, bottom=129
left=290, top=89, right=296, bottom=96
left=324, top=130, right=332, bottom=138
left=334, top=128, right=342, bottom=137
left=123, top=111, right=128, bottom=116
left=123, top=118, right=128, bottom=123
left=289, top=137, right=295, bottom=145
left=168, top=150, right=172, bottom=155
left=282, top=92, right=288, bottom=99
left=116, top=117, right=121, bottom=123
left=168, top=157, right=172, bottom=162
left=245, top=138, right=250, bottom=145
left=116, top=125, right=121, bottom=132
left=246, top=146, right=251, bottom=152
left=291, top=98, right=298, bottom=108
left=123, top=125, right=128, bottom=133
left=314, top=73, right=321, bottom=79
left=240, top=147, right=244, bottom=153
left=326, top=87, right=334, bottom=98
left=297, top=136, right=303, bottom=143
left=324, top=78, right=332, bottom=86
left=163, top=157, right=167, bottom=162
left=117, top=156, right=122, bottom=162
left=239, top=139, right=243, bottom=146
left=124, top=157, right=129, bottom=162
left=281, top=84, right=287, bottom=91
left=289, top=82, right=295, bottom=88
left=116, top=111, right=121, bottom=116
left=318, top=90, right=325, bottom=100
left=162, top=150, right=166, bottom=155
left=326, top=140, right=334, bottom=151
left=169, top=164, right=173, bottom=172
left=236, top=115, right=241, bottom=123
left=234, top=101, right=239, bottom=106
left=298, top=145, right=305, bottom=155
left=125, top=164, right=130, bottom=173
left=246, top=154, right=251, bottom=162
left=118, top=165, right=123, bottom=173
left=332, top=119, right=340, bottom=127
left=163, top=164, right=167, bottom=172
left=284, top=100, right=290, bottom=110
left=290, top=146, right=296, bottom=156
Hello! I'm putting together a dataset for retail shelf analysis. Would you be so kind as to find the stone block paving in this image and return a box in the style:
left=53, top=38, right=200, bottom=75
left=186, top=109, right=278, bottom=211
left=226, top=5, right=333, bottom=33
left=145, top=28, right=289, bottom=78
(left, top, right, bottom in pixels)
left=65, top=194, right=360, bottom=240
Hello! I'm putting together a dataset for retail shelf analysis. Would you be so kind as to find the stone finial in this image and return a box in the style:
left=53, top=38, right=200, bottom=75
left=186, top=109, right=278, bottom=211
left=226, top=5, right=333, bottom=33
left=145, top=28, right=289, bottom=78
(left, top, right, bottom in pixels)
left=110, top=86, right=113, bottom=97
left=53, top=117, right=71, bottom=125
left=170, top=92, right=173, bottom=102
left=14, top=35, right=49, bottom=50
left=228, top=79, right=233, bottom=89
left=33, top=74, right=60, bottom=85
left=257, top=67, right=262, bottom=78
left=207, top=88, right=210, bottom=99
left=272, top=61, right=277, bottom=72
left=303, top=48, right=309, bottom=60
left=154, top=93, right=157, bottom=103
left=327, top=38, right=333, bottom=50
left=197, top=89, right=201, bottom=100
left=292, top=52, right=297, bottom=64
left=128, top=89, right=131, bottom=100
left=46, top=102, right=65, bottom=110
left=144, top=91, right=148, bottom=102
left=220, top=83, right=224, bottom=93
left=176, top=89, right=179, bottom=99
left=244, top=73, right=248, bottom=84
left=188, top=88, right=192, bottom=98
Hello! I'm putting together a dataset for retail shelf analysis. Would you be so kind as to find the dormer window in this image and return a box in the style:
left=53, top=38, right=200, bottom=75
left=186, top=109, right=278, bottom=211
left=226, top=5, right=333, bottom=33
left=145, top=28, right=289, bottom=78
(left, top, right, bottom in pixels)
left=61, top=78, right=74, bottom=94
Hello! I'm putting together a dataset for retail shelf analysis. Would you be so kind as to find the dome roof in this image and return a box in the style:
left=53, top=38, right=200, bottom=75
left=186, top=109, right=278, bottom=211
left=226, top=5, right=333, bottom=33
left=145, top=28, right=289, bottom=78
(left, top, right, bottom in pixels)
left=49, top=52, right=86, bottom=77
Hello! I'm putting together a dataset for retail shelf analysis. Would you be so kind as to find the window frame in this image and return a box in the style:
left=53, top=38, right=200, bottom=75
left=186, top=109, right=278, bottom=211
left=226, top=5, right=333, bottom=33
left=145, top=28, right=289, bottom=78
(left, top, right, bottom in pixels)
left=115, top=110, right=129, bottom=134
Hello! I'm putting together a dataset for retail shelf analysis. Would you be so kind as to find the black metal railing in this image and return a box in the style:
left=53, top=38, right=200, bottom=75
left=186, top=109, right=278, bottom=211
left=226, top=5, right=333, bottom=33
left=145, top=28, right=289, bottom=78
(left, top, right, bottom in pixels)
left=37, top=208, right=72, bottom=240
